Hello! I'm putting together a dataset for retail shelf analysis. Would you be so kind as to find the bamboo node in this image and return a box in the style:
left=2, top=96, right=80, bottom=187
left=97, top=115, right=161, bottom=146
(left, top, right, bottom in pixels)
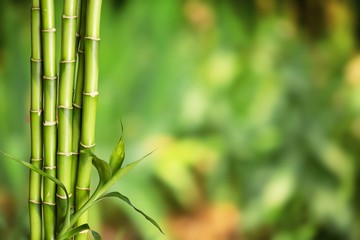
left=43, top=75, right=57, bottom=80
left=62, top=14, right=77, bottom=19
left=78, top=49, right=85, bottom=54
left=72, top=152, right=80, bottom=155
left=30, top=58, right=42, bottom=62
left=42, top=201, right=56, bottom=206
left=76, top=32, right=81, bottom=37
left=57, top=105, right=73, bottom=110
left=57, top=152, right=73, bottom=157
left=30, top=109, right=43, bottom=113
left=43, top=121, right=57, bottom=126
left=60, top=59, right=76, bottom=63
left=41, top=28, right=56, bottom=33
left=56, top=193, right=72, bottom=199
left=31, top=158, right=43, bottom=162
left=30, top=109, right=43, bottom=116
left=76, top=186, right=91, bottom=191
left=29, top=199, right=41, bottom=204
left=83, top=91, right=99, bottom=97
left=84, top=36, right=101, bottom=41
left=44, top=166, right=57, bottom=170
left=72, top=103, right=82, bottom=109
left=80, top=142, right=96, bottom=148
left=31, top=7, right=40, bottom=11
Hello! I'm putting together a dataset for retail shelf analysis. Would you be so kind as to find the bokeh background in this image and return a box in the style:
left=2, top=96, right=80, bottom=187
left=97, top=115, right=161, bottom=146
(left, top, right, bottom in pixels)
left=1, top=0, right=360, bottom=239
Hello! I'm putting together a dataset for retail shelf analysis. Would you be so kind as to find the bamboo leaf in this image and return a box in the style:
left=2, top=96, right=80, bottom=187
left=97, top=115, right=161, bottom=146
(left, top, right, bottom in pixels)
left=0, top=151, right=71, bottom=229
left=109, top=122, right=125, bottom=173
left=98, top=192, right=164, bottom=234
left=57, top=223, right=102, bottom=240
left=57, top=224, right=90, bottom=240
left=60, top=150, right=157, bottom=232
left=91, top=229, right=102, bottom=240
left=82, top=149, right=112, bottom=185
left=75, top=158, right=144, bottom=217
left=110, top=149, right=156, bottom=182
left=110, top=158, right=141, bottom=183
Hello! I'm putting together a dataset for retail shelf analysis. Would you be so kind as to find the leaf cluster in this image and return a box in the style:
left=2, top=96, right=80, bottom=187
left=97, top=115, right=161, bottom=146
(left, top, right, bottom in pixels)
left=0, top=130, right=163, bottom=239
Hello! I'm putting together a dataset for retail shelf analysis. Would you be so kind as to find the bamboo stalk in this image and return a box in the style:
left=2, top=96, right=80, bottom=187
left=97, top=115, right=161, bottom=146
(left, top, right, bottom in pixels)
left=29, top=1, right=43, bottom=239
left=75, top=0, right=82, bottom=51
left=75, top=0, right=102, bottom=238
left=71, top=0, right=87, bottom=210
left=40, top=0, right=57, bottom=238
left=56, top=0, right=78, bottom=230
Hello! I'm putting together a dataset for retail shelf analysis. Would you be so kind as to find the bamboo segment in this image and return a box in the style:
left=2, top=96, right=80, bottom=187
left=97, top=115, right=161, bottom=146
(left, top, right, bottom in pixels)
left=56, top=0, right=78, bottom=229
left=71, top=0, right=87, bottom=210
left=75, top=0, right=82, bottom=50
left=40, top=0, right=57, bottom=238
left=29, top=1, right=43, bottom=239
left=75, top=0, right=102, bottom=238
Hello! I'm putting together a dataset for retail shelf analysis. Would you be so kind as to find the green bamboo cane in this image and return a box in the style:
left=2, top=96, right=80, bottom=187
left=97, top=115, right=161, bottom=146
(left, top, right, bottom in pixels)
left=75, top=0, right=102, bottom=238
left=75, top=0, right=82, bottom=51
left=29, top=1, right=43, bottom=239
left=40, top=0, right=57, bottom=238
left=57, top=0, right=78, bottom=230
left=71, top=0, right=87, bottom=210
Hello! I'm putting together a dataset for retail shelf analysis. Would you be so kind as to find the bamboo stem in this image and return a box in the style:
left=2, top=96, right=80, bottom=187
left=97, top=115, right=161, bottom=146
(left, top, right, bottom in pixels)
left=71, top=0, right=87, bottom=211
left=75, top=0, right=102, bottom=238
left=56, top=0, right=78, bottom=230
left=75, top=0, right=82, bottom=51
left=29, top=1, right=43, bottom=239
left=40, top=0, right=57, bottom=238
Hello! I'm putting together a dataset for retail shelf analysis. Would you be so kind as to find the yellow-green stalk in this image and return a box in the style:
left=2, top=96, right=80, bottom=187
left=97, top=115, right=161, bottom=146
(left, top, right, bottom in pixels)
left=75, top=0, right=102, bottom=238
left=29, top=1, right=43, bottom=239
left=56, top=0, right=78, bottom=230
left=75, top=0, right=83, bottom=50
left=40, top=0, right=57, bottom=238
left=71, top=0, right=87, bottom=210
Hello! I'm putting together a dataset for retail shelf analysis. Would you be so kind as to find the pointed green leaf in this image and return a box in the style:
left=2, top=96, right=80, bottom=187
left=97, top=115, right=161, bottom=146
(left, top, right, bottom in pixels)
left=68, top=150, right=157, bottom=229
left=57, top=223, right=102, bottom=240
left=98, top=192, right=164, bottom=234
left=110, top=149, right=155, bottom=183
left=91, top=229, right=102, bottom=240
left=110, top=122, right=125, bottom=173
left=0, top=151, right=71, bottom=230
left=57, top=224, right=91, bottom=240
left=110, top=138, right=125, bottom=173
left=82, top=149, right=112, bottom=185
left=110, top=158, right=141, bottom=183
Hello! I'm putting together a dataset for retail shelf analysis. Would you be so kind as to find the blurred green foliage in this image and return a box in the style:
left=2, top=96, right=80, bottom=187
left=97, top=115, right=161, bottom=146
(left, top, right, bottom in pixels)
left=1, top=0, right=360, bottom=239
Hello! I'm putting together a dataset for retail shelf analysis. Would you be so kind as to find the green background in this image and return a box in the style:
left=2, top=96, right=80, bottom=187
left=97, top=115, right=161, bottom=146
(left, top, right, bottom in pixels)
left=1, top=0, right=360, bottom=239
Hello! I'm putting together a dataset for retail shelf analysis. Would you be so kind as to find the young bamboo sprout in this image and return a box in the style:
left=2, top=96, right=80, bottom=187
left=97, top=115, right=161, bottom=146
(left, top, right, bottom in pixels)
left=71, top=0, right=87, bottom=210
left=57, top=0, right=78, bottom=229
left=75, top=0, right=102, bottom=238
left=29, top=1, right=43, bottom=239
left=40, top=0, right=57, bottom=238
